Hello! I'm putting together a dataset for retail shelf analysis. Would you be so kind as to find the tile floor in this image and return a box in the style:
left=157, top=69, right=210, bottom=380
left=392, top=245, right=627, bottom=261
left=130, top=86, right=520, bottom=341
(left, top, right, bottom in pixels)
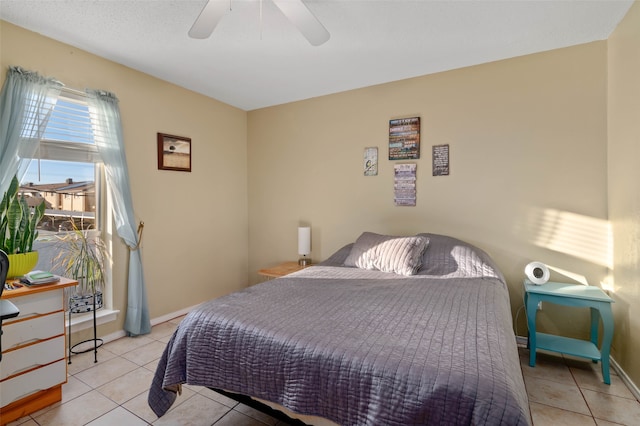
left=6, top=315, right=640, bottom=426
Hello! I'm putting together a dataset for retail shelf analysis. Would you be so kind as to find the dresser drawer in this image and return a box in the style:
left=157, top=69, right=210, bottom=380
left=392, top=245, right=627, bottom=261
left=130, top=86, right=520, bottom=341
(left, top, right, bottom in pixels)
left=0, top=335, right=66, bottom=381
left=4, top=289, right=63, bottom=322
left=0, top=360, right=66, bottom=408
left=2, top=311, right=65, bottom=351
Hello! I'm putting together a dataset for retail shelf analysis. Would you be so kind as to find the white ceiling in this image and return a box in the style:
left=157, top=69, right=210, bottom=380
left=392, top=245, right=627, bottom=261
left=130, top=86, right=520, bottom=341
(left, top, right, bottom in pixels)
left=0, top=0, right=634, bottom=111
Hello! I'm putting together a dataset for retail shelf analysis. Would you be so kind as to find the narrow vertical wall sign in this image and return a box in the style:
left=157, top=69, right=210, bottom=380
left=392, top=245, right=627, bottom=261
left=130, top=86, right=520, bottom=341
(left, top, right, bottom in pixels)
left=389, top=117, right=420, bottom=160
left=364, top=147, right=378, bottom=176
left=394, top=163, right=417, bottom=206
left=432, top=144, right=449, bottom=176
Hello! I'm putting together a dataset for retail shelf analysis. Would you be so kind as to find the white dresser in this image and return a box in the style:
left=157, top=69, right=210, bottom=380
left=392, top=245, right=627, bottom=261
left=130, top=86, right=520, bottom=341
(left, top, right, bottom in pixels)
left=0, top=278, right=77, bottom=425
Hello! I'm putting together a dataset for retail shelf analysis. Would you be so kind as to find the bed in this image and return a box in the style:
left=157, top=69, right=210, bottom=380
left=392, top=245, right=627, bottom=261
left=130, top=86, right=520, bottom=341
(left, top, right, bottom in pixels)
left=149, top=232, right=531, bottom=425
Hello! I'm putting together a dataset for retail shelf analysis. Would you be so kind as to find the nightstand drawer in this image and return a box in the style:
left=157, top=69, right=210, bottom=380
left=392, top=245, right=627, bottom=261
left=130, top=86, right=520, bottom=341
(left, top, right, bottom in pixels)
left=0, top=335, right=66, bottom=380
left=2, top=311, right=65, bottom=351
left=0, top=360, right=66, bottom=407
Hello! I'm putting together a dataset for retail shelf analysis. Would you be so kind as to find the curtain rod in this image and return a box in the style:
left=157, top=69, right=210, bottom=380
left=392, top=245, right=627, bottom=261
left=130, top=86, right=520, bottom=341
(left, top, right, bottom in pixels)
left=61, top=86, right=87, bottom=97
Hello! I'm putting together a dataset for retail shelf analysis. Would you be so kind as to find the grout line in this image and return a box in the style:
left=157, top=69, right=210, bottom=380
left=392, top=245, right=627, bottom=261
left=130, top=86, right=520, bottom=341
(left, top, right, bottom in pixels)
left=566, top=358, right=597, bottom=420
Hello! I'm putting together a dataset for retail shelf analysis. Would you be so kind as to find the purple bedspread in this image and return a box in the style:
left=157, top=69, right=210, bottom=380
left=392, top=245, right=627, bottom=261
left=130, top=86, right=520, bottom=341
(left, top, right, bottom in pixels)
left=149, top=234, right=531, bottom=425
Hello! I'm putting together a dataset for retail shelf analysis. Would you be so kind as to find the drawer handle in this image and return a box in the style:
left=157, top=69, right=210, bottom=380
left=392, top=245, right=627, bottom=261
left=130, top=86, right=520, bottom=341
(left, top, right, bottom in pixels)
left=15, top=312, right=47, bottom=320
left=4, top=312, right=49, bottom=324
left=10, top=388, right=45, bottom=404
left=4, top=363, right=46, bottom=377
left=8, top=338, right=46, bottom=349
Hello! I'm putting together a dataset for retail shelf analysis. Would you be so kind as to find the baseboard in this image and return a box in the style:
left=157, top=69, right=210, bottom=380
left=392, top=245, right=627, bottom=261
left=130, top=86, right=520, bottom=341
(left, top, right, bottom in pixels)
left=516, top=335, right=639, bottom=401
left=97, top=303, right=201, bottom=345
left=610, top=355, right=640, bottom=402
left=150, top=303, right=200, bottom=326
left=100, top=329, right=127, bottom=344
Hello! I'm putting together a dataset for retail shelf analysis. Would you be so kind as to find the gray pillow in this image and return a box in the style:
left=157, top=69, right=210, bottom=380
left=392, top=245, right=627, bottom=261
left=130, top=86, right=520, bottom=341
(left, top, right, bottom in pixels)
left=344, top=232, right=429, bottom=276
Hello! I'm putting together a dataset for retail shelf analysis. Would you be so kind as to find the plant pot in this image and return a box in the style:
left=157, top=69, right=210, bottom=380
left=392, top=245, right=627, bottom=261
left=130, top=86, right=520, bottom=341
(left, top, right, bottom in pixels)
left=7, top=252, right=39, bottom=278
left=70, top=291, right=103, bottom=313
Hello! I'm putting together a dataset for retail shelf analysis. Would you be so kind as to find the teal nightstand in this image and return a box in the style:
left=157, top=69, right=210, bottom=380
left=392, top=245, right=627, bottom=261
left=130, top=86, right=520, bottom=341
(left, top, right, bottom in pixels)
left=524, top=279, right=614, bottom=384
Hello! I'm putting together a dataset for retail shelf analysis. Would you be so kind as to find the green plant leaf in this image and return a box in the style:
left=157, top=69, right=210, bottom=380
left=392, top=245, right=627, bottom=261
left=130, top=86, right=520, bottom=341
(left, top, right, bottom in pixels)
left=53, top=220, right=108, bottom=294
left=0, top=175, right=46, bottom=254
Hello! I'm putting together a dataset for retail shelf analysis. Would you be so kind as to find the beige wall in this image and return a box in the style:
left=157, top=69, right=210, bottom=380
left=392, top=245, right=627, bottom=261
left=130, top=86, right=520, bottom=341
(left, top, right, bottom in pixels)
left=0, top=21, right=249, bottom=338
left=608, top=1, right=640, bottom=387
left=248, top=42, right=610, bottom=342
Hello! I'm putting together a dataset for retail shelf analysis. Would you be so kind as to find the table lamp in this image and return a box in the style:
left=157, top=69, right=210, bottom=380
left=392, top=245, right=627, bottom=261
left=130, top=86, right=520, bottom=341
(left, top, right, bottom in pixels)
left=298, top=226, right=311, bottom=266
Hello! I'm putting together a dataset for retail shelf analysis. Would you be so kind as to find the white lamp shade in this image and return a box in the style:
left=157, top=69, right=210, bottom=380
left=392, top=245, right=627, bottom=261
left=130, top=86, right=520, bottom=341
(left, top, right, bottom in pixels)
left=298, top=227, right=311, bottom=256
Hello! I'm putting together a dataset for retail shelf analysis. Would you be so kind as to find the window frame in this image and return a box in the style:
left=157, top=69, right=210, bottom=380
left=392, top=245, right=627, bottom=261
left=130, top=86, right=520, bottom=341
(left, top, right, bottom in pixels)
left=20, top=88, right=114, bottom=323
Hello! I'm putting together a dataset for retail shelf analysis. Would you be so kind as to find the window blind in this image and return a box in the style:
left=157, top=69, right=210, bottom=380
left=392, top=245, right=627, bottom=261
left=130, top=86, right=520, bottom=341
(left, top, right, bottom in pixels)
left=28, top=89, right=101, bottom=164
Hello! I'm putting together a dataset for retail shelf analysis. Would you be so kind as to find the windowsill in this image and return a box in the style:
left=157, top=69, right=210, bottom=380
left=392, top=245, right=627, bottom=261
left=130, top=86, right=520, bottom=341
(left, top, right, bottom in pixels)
left=65, top=308, right=119, bottom=332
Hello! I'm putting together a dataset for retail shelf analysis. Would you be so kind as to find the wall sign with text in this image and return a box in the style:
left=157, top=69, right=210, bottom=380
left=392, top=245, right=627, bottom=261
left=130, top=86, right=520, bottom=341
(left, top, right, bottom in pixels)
left=389, top=117, right=420, bottom=160
left=394, top=163, right=417, bottom=206
left=432, top=144, right=449, bottom=176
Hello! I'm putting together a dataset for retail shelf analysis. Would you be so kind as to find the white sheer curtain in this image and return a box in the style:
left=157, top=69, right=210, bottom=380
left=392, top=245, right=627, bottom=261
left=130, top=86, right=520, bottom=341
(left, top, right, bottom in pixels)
left=86, top=89, right=151, bottom=336
left=0, top=66, right=62, bottom=195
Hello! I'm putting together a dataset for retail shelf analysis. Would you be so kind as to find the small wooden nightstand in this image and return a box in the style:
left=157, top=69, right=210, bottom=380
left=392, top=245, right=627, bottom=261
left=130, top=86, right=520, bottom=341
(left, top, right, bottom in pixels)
left=258, top=261, right=311, bottom=279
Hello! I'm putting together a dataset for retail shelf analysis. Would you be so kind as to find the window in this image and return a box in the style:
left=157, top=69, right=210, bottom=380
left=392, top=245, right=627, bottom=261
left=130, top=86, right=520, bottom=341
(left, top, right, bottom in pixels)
left=20, top=89, right=102, bottom=233
left=20, top=89, right=113, bottom=324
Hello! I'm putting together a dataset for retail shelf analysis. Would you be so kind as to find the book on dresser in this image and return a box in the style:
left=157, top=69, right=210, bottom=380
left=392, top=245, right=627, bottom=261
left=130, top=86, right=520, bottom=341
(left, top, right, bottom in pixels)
left=19, top=270, right=60, bottom=286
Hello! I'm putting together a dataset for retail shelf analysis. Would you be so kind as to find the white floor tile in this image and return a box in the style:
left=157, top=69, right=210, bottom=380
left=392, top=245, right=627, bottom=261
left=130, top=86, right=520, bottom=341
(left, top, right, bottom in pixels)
left=529, top=402, right=597, bottom=426
left=582, top=388, right=640, bottom=425
left=152, top=393, right=229, bottom=426
left=32, top=390, right=118, bottom=426
left=96, top=366, right=155, bottom=405
left=85, top=407, right=149, bottom=426
left=74, top=355, right=140, bottom=388
left=524, top=375, right=591, bottom=415
left=103, top=335, right=154, bottom=356
left=121, top=340, right=167, bottom=366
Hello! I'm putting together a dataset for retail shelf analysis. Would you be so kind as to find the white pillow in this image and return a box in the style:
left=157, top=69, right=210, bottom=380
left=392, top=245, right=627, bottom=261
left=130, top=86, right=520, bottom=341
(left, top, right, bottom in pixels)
left=344, top=232, right=429, bottom=276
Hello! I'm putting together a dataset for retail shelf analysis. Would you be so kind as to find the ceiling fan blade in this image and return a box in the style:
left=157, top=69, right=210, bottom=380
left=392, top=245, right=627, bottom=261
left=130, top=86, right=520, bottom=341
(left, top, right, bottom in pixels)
left=272, top=0, right=330, bottom=46
left=188, top=0, right=229, bottom=39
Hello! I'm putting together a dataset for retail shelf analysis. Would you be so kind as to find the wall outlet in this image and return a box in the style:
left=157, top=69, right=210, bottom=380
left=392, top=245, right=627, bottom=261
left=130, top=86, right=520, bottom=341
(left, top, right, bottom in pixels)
left=537, top=301, right=542, bottom=310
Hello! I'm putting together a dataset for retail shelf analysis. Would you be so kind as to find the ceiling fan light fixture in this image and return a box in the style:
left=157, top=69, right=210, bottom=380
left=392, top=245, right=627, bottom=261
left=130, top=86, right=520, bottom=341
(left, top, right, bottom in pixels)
left=188, top=0, right=229, bottom=39
left=272, top=0, right=330, bottom=46
left=188, top=0, right=330, bottom=46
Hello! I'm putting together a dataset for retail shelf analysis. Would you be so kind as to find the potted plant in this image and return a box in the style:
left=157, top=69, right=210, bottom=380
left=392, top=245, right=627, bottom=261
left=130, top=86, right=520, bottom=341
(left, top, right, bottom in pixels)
left=53, top=220, right=108, bottom=363
left=53, top=220, right=107, bottom=312
left=0, top=175, right=46, bottom=278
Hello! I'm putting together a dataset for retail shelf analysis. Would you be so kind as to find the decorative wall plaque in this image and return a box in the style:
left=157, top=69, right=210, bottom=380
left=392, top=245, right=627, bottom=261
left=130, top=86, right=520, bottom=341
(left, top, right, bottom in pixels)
left=157, top=133, right=191, bottom=172
left=432, top=144, right=449, bottom=176
left=389, top=117, right=420, bottom=160
left=394, top=163, right=416, bottom=206
left=364, top=147, right=378, bottom=176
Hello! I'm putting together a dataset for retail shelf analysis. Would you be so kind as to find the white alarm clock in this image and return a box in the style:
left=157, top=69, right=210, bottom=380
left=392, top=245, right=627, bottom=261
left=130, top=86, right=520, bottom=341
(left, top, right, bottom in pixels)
left=525, top=261, right=550, bottom=285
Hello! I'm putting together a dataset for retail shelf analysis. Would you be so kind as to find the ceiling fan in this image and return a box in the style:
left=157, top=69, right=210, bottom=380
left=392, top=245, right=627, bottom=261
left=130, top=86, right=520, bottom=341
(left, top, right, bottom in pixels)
left=189, top=0, right=330, bottom=46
